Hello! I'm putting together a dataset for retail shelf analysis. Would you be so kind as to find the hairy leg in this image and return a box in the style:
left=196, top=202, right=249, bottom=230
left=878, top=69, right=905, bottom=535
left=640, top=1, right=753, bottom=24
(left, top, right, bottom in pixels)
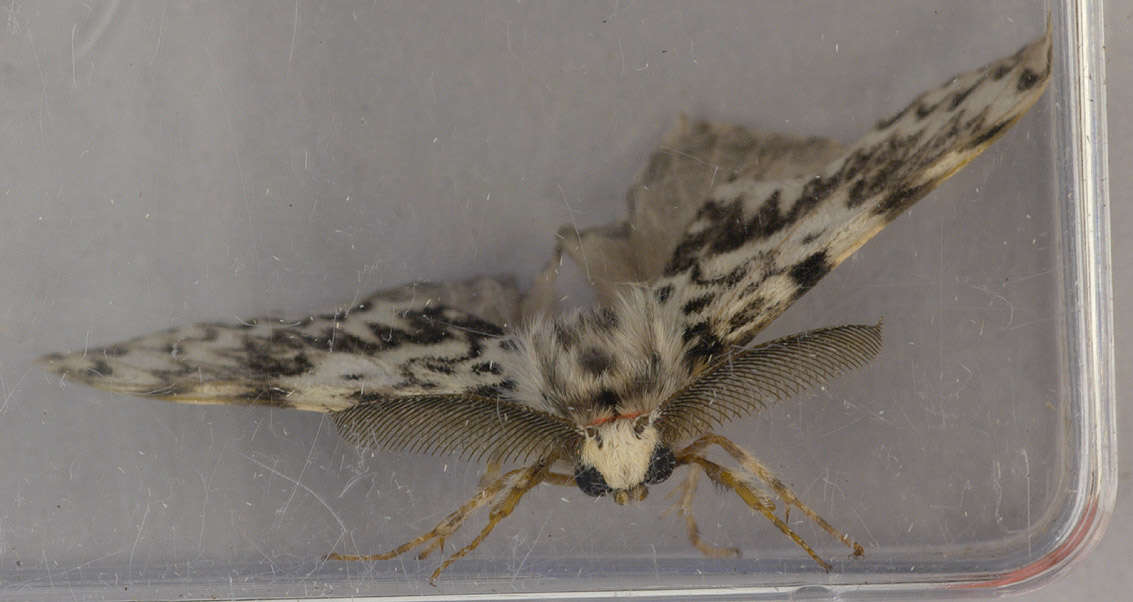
left=427, top=459, right=553, bottom=582
left=675, top=434, right=863, bottom=570
left=327, top=455, right=557, bottom=579
left=477, top=459, right=502, bottom=489
left=690, top=433, right=863, bottom=557
left=677, top=452, right=834, bottom=570
left=418, top=469, right=572, bottom=562
left=665, top=463, right=741, bottom=558
left=544, top=470, right=575, bottom=487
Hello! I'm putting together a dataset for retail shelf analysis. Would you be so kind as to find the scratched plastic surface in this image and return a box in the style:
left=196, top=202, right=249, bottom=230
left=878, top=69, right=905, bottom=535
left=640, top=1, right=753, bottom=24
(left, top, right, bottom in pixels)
left=0, top=1, right=1111, bottom=600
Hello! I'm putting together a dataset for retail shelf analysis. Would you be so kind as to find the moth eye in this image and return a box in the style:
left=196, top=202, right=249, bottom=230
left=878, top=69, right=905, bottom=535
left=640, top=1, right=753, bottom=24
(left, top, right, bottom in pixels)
left=643, top=445, right=677, bottom=485
left=632, top=415, right=649, bottom=437
left=574, top=464, right=611, bottom=497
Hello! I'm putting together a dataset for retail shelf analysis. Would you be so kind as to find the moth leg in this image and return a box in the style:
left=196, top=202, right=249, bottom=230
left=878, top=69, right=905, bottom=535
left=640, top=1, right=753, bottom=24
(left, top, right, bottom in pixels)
left=676, top=450, right=833, bottom=571
left=543, top=470, right=575, bottom=487
left=326, top=463, right=525, bottom=563
left=429, top=459, right=552, bottom=583
left=666, top=463, right=740, bottom=558
left=694, top=433, right=864, bottom=558
left=477, top=459, right=502, bottom=489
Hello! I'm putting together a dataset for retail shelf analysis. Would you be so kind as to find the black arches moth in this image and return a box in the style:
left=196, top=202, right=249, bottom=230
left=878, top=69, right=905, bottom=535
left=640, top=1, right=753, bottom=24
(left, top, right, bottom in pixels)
left=40, top=25, right=1052, bottom=581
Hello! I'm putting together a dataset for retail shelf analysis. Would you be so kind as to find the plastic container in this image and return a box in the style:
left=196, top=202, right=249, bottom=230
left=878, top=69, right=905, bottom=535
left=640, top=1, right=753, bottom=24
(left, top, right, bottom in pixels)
left=0, top=1, right=1111, bottom=599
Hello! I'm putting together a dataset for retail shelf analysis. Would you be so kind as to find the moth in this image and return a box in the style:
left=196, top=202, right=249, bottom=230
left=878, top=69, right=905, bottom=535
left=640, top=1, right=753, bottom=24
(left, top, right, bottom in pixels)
left=40, top=27, right=1051, bottom=581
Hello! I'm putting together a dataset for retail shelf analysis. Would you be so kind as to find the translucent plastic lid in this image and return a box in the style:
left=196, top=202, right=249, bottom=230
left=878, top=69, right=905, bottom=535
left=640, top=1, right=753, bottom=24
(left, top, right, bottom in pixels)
left=0, top=1, right=1111, bottom=599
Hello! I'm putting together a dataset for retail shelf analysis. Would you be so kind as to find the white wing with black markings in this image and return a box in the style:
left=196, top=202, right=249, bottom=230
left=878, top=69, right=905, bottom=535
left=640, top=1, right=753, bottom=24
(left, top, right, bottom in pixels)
left=40, top=276, right=583, bottom=462
left=545, top=28, right=1052, bottom=370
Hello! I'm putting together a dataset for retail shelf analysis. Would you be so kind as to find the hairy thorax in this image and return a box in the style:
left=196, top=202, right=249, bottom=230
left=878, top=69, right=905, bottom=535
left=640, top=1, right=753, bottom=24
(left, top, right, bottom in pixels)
left=509, top=287, right=694, bottom=427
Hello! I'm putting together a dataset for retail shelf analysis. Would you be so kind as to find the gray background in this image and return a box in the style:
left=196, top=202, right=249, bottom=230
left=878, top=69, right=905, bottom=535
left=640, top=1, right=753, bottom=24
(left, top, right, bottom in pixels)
left=0, top=1, right=1125, bottom=599
left=1033, top=2, right=1129, bottom=601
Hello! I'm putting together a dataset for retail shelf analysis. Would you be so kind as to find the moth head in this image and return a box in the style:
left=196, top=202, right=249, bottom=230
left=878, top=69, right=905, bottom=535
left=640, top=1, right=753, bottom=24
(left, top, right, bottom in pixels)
left=572, top=414, right=677, bottom=504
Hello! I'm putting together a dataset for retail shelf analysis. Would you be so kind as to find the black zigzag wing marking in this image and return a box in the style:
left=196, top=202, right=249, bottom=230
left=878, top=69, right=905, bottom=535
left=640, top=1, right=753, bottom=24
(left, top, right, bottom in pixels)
left=654, top=27, right=1052, bottom=365
left=332, top=393, right=581, bottom=464
left=655, top=323, right=882, bottom=444
left=536, top=118, right=845, bottom=308
left=623, top=119, right=846, bottom=284
left=38, top=277, right=526, bottom=413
